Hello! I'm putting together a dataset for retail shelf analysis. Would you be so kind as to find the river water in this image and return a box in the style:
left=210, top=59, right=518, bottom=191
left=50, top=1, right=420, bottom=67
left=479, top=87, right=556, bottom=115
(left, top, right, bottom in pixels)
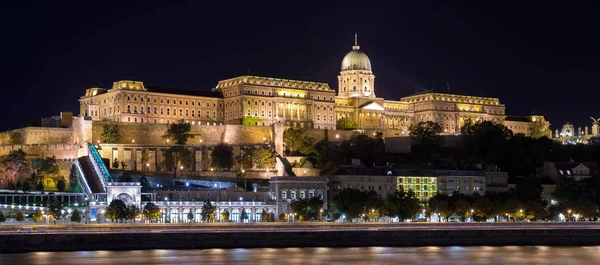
left=1, top=246, right=599, bottom=264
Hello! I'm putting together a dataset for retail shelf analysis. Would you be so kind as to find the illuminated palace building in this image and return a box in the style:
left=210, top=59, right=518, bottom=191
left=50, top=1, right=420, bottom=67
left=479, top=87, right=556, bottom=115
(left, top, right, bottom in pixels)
left=79, top=38, right=545, bottom=134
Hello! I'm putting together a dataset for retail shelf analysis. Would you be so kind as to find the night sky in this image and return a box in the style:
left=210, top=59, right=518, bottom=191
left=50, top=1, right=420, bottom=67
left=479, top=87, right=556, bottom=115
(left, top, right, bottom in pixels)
left=3, top=1, right=599, bottom=131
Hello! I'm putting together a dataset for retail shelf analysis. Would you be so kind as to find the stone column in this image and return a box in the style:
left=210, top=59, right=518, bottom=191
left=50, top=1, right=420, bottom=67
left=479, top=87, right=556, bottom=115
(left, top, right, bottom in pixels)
left=195, top=150, right=202, bottom=172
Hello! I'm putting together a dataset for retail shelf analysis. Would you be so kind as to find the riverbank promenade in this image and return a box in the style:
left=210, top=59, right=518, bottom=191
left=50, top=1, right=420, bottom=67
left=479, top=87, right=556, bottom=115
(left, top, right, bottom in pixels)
left=2, top=222, right=600, bottom=253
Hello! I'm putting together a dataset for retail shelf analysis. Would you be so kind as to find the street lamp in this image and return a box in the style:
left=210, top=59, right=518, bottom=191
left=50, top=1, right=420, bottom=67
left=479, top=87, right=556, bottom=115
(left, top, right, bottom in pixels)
left=568, top=209, right=572, bottom=221
left=132, top=139, right=135, bottom=144
left=320, top=209, right=324, bottom=221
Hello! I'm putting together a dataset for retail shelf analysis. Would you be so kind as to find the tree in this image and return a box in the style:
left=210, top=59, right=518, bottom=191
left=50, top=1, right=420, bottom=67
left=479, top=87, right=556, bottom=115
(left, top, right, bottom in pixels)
left=240, top=208, right=249, bottom=222
left=516, top=176, right=542, bottom=203
left=187, top=211, right=194, bottom=222
left=140, top=176, right=152, bottom=193
left=261, top=211, right=270, bottom=222
left=36, top=181, right=44, bottom=192
left=112, top=158, right=120, bottom=169
left=47, top=198, right=63, bottom=221
left=142, top=203, right=161, bottom=222
left=201, top=199, right=216, bottom=222
left=278, top=212, right=287, bottom=221
left=162, top=146, right=193, bottom=173
left=70, top=209, right=81, bottom=223
left=163, top=119, right=194, bottom=145
left=9, top=131, right=24, bottom=145
left=429, top=193, right=454, bottom=222
left=69, top=164, right=79, bottom=192
left=15, top=211, right=24, bottom=224
left=211, top=142, right=234, bottom=170
left=283, top=128, right=314, bottom=155
left=290, top=197, right=325, bottom=221
left=336, top=117, right=358, bottom=130
left=21, top=181, right=30, bottom=193
left=0, top=211, right=5, bottom=223
left=254, top=147, right=275, bottom=168
left=140, top=149, right=149, bottom=168
left=56, top=178, right=66, bottom=192
left=386, top=188, right=421, bottom=221
left=127, top=204, right=141, bottom=222
left=331, top=188, right=379, bottom=220
left=37, top=156, right=59, bottom=179
left=528, top=118, right=550, bottom=139
left=462, top=121, right=512, bottom=167
left=32, top=210, right=42, bottom=223
left=221, top=209, right=230, bottom=222
left=101, top=123, right=121, bottom=143
left=0, top=149, right=30, bottom=184
left=119, top=174, right=133, bottom=182
left=105, top=199, right=128, bottom=222
left=409, top=121, right=442, bottom=146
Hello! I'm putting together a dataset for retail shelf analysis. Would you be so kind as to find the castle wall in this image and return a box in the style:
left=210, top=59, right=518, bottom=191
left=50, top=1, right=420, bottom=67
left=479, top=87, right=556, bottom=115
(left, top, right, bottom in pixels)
left=91, top=121, right=273, bottom=146
left=0, top=144, right=79, bottom=159
left=0, top=127, right=74, bottom=145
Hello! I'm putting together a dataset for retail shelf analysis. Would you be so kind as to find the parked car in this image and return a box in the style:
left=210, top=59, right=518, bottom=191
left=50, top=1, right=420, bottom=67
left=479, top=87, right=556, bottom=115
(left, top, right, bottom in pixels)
left=447, top=216, right=461, bottom=222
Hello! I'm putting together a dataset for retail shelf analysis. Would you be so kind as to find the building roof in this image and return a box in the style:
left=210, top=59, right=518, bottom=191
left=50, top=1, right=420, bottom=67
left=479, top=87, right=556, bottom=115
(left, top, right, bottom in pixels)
left=341, top=48, right=372, bottom=71
left=553, top=162, right=600, bottom=175
left=146, top=85, right=223, bottom=98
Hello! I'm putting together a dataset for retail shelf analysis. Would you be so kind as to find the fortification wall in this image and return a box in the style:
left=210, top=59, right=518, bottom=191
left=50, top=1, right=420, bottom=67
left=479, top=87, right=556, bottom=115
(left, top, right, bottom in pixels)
left=0, top=127, right=74, bottom=145
left=91, top=121, right=273, bottom=146
left=0, top=144, right=79, bottom=159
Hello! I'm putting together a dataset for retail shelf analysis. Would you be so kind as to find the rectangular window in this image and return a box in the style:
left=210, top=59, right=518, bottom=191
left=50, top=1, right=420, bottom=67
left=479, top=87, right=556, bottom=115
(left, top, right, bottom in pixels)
left=281, top=191, right=287, bottom=200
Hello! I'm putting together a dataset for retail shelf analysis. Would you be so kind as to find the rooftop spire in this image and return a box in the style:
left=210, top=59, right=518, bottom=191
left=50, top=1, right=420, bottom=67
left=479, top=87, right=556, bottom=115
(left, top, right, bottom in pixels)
left=352, top=32, right=360, bottom=50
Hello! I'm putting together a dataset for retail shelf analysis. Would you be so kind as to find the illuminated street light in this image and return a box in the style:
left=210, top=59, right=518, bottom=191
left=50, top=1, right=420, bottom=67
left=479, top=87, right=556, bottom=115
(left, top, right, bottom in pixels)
left=132, top=139, right=135, bottom=143
left=180, top=166, right=184, bottom=170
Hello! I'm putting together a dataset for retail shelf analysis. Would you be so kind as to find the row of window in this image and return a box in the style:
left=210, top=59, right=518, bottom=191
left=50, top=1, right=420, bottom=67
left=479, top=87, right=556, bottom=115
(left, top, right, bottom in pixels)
left=126, top=95, right=219, bottom=108
left=124, top=105, right=218, bottom=119
left=281, top=190, right=321, bottom=200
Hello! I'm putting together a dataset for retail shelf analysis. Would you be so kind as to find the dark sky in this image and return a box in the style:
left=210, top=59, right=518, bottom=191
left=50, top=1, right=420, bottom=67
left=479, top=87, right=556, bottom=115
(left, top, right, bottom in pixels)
left=3, top=1, right=599, bottom=131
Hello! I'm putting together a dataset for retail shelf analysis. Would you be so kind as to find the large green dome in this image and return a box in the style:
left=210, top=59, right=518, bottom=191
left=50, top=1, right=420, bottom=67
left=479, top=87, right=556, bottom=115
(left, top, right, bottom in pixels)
left=341, top=45, right=372, bottom=72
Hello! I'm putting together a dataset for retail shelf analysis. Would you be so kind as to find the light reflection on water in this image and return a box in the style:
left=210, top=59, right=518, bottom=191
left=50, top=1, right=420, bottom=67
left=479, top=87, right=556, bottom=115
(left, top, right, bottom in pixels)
left=2, top=246, right=600, bottom=265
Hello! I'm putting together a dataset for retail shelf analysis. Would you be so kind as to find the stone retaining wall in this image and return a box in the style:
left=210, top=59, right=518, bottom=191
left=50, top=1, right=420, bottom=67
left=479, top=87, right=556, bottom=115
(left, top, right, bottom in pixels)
left=2, top=228, right=600, bottom=253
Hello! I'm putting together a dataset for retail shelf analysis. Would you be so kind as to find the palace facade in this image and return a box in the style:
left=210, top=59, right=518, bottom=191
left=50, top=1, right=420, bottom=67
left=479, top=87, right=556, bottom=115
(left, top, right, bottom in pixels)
left=79, top=39, right=546, bottom=135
